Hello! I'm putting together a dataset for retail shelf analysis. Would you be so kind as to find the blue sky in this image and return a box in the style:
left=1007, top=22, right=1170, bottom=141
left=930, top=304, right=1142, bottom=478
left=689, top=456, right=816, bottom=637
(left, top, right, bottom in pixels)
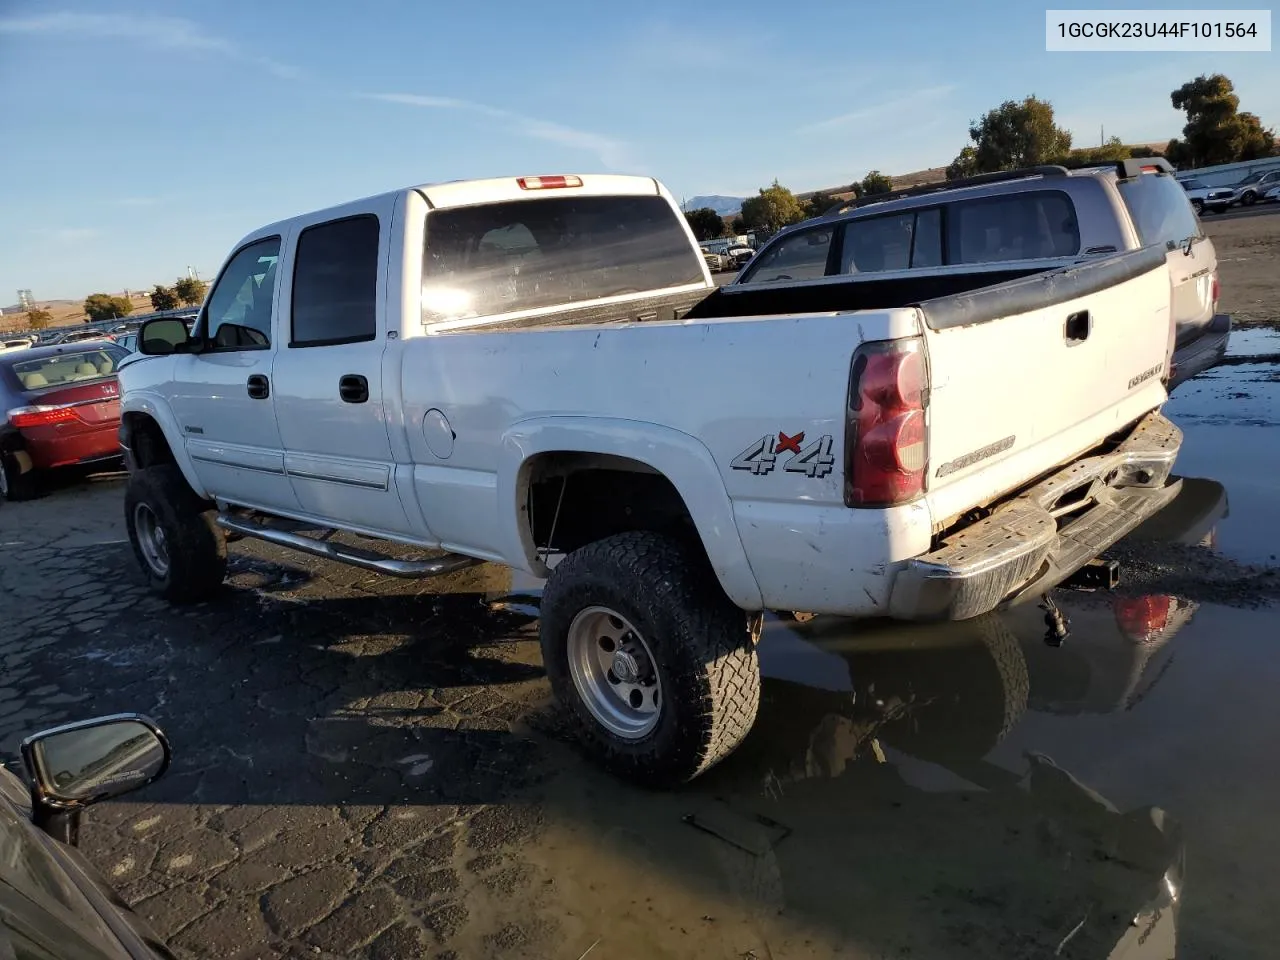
left=1, top=0, right=1276, bottom=301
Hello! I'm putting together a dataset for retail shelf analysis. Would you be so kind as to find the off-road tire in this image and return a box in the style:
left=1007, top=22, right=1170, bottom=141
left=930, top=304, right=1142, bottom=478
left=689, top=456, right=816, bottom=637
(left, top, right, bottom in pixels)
left=125, top=464, right=227, bottom=604
left=0, top=452, right=39, bottom=502
left=540, top=531, right=761, bottom=786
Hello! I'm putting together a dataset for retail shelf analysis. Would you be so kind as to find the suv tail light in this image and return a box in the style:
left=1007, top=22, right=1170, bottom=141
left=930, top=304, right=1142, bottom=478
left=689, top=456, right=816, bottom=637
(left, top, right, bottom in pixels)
left=7, top=404, right=83, bottom=428
left=844, top=338, right=928, bottom=507
left=1113, top=595, right=1172, bottom=643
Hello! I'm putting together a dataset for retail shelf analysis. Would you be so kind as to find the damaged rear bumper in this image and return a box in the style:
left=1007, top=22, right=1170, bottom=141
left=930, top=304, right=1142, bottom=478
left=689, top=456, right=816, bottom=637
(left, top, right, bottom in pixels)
left=889, top=411, right=1183, bottom=621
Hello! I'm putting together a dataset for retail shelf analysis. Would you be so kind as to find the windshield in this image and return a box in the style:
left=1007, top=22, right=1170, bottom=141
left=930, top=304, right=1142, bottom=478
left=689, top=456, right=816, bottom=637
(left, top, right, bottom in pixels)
left=421, top=195, right=704, bottom=325
left=1181, top=179, right=1205, bottom=189
left=11, top=346, right=127, bottom=389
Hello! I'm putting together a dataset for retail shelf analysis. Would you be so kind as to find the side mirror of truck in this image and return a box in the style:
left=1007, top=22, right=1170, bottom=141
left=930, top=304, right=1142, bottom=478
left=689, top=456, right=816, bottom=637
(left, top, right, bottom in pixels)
left=138, top=318, right=195, bottom=356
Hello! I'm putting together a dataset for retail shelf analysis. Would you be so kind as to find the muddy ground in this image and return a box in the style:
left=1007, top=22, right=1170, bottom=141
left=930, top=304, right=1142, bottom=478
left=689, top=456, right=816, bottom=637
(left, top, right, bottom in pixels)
left=2, top=218, right=1279, bottom=959
left=1200, top=206, right=1280, bottom=328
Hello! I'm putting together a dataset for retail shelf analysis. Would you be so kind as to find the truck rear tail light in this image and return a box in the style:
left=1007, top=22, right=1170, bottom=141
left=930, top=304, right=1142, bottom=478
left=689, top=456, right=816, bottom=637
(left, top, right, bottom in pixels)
left=1211, top=273, right=1220, bottom=310
left=844, top=338, right=928, bottom=507
left=1113, top=594, right=1171, bottom=643
left=517, top=175, right=583, bottom=190
left=7, top=405, right=82, bottom=428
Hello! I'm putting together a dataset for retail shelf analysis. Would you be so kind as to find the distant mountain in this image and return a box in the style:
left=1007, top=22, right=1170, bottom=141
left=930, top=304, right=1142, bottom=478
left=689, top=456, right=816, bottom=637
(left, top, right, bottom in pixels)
left=682, top=195, right=746, bottom=217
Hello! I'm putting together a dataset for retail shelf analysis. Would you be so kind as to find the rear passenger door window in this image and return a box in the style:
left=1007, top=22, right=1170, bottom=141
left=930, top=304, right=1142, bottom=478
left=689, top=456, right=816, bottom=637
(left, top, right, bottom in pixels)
left=837, top=208, right=942, bottom=274
left=740, top=227, right=833, bottom=283
left=947, top=191, right=1080, bottom=264
left=291, top=215, right=380, bottom=347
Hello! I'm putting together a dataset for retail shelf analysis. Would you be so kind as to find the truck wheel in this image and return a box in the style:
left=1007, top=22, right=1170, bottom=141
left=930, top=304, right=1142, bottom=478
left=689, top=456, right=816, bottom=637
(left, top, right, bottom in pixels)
left=125, top=464, right=227, bottom=603
left=0, top=451, right=39, bottom=502
left=539, top=531, right=761, bottom=786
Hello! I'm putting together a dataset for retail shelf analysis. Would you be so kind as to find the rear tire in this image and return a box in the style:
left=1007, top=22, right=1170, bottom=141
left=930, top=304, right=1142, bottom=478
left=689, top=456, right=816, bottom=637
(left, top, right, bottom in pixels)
left=125, top=464, right=226, bottom=603
left=0, top=452, right=39, bottom=502
left=539, top=531, right=761, bottom=786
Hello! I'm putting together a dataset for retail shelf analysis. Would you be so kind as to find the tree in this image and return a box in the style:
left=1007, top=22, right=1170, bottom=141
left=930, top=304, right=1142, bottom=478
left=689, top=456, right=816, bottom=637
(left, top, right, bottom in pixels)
left=949, top=95, right=1072, bottom=176
left=150, top=284, right=179, bottom=311
left=946, top=146, right=980, bottom=181
left=738, top=181, right=807, bottom=239
left=173, top=276, right=209, bottom=307
left=24, top=308, right=52, bottom=330
left=1070, top=136, right=1133, bottom=165
left=803, top=191, right=837, bottom=218
left=860, top=171, right=893, bottom=195
left=83, top=294, right=133, bottom=322
left=1167, top=74, right=1275, bottom=168
left=684, top=207, right=727, bottom=241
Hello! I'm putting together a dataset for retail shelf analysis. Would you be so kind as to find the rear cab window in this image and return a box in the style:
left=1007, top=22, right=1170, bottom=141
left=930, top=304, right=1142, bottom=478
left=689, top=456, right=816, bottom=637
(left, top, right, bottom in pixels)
left=421, top=195, right=704, bottom=325
left=1117, top=174, right=1201, bottom=249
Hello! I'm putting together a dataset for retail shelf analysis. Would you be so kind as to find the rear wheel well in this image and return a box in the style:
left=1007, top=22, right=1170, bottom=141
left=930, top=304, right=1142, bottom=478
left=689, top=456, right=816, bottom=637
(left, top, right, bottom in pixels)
left=124, top=413, right=176, bottom=469
left=522, top=453, right=701, bottom=559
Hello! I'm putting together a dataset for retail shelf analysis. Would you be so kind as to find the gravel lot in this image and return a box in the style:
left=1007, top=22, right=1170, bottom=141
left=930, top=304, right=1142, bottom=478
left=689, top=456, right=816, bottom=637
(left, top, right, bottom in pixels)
left=2, top=210, right=1278, bottom=959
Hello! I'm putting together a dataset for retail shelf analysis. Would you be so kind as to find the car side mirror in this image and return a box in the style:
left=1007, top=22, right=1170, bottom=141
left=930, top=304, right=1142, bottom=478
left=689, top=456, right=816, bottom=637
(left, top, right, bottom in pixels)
left=21, top=714, right=171, bottom=846
left=138, top=318, right=195, bottom=356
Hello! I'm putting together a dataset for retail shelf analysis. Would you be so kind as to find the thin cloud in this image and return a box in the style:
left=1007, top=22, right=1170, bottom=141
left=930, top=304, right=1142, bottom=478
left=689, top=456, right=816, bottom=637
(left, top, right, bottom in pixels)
left=37, top=227, right=100, bottom=243
left=0, top=11, right=299, bottom=78
left=798, top=85, right=956, bottom=134
left=366, top=93, right=631, bottom=169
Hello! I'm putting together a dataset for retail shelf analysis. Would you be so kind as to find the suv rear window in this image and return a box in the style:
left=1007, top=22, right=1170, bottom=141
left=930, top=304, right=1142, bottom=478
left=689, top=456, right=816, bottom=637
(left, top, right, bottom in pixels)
left=1117, top=174, right=1201, bottom=249
left=421, top=195, right=703, bottom=324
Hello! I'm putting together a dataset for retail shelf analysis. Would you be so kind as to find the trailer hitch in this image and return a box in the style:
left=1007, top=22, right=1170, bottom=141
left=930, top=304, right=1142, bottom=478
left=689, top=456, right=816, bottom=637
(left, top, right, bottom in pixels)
left=1041, top=594, right=1070, bottom=647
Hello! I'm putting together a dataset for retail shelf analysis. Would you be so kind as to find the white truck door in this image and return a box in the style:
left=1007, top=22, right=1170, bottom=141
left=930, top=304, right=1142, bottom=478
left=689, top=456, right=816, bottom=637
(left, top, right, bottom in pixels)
left=167, top=235, right=300, bottom=511
left=270, top=200, right=411, bottom=536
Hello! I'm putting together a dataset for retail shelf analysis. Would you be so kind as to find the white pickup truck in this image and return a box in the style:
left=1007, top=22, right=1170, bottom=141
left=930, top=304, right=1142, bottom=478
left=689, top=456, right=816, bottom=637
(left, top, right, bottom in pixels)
left=118, top=173, right=1182, bottom=783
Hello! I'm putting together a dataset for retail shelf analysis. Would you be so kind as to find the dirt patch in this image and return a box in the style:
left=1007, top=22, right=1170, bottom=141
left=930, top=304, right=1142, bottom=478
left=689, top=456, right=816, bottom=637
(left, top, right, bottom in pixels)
left=1204, top=213, right=1280, bottom=329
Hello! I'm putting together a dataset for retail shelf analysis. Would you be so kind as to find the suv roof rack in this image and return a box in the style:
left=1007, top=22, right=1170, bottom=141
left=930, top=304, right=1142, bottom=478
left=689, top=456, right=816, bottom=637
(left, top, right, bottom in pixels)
left=822, top=165, right=1070, bottom=217
left=821, top=156, right=1176, bottom=217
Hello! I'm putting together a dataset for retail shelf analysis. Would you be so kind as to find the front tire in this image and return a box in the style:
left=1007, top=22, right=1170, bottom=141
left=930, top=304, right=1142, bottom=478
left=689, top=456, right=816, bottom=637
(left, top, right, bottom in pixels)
left=1191, top=199, right=1204, bottom=216
left=125, top=464, right=227, bottom=603
left=539, top=531, right=761, bottom=786
left=1241, top=190, right=1258, bottom=206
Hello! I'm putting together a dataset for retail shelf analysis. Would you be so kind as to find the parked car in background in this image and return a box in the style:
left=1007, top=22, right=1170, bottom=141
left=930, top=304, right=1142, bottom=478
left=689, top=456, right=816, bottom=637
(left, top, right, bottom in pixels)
left=1179, top=177, right=1234, bottom=215
left=743, top=158, right=1229, bottom=392
left=1230, top=169, right=1280, bottom=206
left=113, top=332, right=139, bottom=353
left=1, top=335, right=38, bottom=354
left=0, top=714, right=176, bottom=957
left=0, top=341, right=129, bottom=500
left=46, top=329, right=112, bottom=346
left=1263, top=183, right=1280, bottom=204
left=702, top=250, right=728, bottom=272
left=725, top=244, right=755, bottom=268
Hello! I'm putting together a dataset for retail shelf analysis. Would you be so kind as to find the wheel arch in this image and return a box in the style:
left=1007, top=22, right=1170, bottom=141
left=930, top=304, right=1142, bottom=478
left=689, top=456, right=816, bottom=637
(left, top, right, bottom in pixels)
left=120, top=395, right=206, bottom=498
left=496, top=417, right=763, bottom=610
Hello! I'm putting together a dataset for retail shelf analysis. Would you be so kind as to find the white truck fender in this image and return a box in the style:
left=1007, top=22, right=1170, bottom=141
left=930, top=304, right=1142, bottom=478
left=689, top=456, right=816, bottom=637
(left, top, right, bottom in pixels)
left=120, top=392, right=207, bottom=499
left=495, top=417, right=764, bottom=610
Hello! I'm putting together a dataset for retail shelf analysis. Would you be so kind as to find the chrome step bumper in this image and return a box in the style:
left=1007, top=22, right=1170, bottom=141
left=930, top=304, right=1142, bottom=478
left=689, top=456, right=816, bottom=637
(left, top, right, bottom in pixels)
left=889, top=411, right=1183, bottom=621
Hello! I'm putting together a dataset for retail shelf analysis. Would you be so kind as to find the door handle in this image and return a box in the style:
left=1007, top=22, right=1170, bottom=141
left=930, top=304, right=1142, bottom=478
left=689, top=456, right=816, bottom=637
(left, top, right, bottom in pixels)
left=339, top=374, right=369, bottom=404
left=1064, top=310, right=1091, bottom=345
left=246, top=374, right=270, bottom=399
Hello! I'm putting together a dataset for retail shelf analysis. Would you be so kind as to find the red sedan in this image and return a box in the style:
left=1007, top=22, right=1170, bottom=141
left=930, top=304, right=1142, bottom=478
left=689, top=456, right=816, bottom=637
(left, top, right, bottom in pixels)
left=0, top=341, right=130, bottom=501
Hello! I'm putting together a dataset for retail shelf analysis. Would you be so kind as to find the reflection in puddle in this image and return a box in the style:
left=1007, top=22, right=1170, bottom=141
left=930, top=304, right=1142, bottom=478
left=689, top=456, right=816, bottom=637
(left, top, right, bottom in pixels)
left=462, top=481, right=1264, bottom=958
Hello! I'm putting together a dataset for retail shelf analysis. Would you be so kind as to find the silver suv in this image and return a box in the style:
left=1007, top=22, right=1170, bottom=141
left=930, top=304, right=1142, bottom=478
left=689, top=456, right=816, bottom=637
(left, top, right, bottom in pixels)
left=734, top=158, right=1229, bottom=391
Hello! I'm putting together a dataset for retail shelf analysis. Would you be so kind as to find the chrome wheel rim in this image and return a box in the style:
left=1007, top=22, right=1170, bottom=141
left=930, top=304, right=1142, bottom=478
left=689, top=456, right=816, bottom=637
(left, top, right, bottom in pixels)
left=0, top=460, right=8, bottom=498
left=566, top=606, right=662, bottom=739
left=133, top=503, right=170, bottom=576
